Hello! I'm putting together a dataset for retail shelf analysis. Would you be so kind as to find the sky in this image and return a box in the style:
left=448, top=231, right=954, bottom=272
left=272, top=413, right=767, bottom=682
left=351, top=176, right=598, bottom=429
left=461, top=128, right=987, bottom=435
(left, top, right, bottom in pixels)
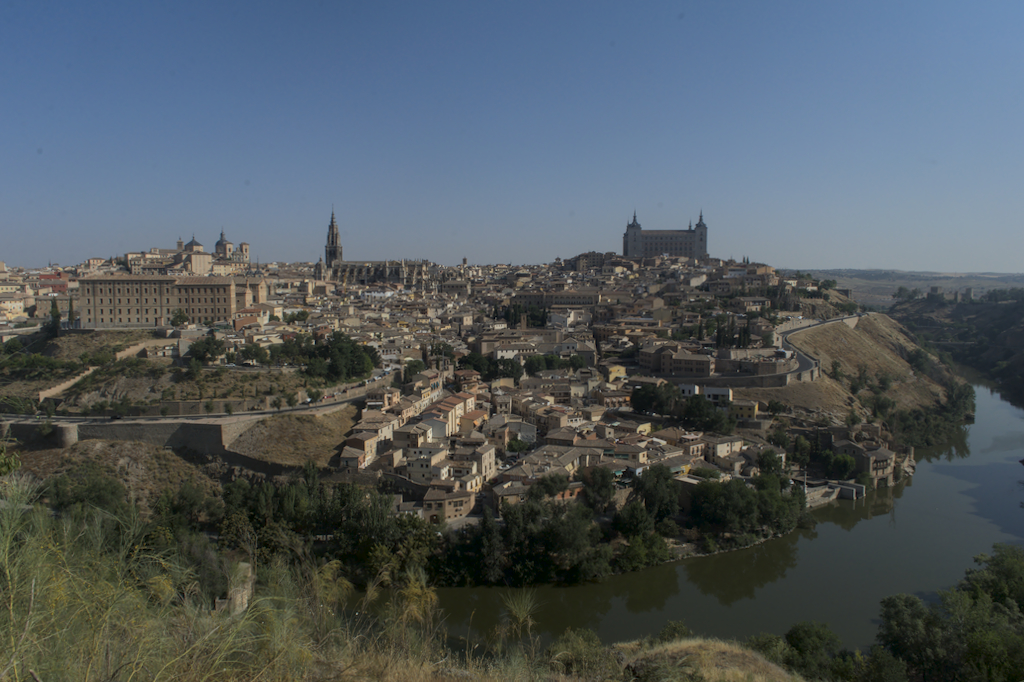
left=2, top=1, right=1023, bottom=272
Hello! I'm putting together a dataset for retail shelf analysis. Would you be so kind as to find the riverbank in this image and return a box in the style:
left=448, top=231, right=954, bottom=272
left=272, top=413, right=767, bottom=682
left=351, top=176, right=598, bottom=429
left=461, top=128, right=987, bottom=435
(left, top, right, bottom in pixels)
left=434, top=385, right=1020, bottom=651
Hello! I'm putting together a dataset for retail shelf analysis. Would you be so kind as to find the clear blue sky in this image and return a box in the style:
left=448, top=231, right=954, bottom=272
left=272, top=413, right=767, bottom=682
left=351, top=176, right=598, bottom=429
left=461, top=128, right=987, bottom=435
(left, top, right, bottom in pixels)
left=2, top=2, right=1022, bottom=272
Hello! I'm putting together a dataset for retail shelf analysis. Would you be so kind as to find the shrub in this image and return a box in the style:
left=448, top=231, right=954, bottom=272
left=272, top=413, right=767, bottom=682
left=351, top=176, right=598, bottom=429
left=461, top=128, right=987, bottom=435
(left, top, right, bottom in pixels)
left=656, top=620, right=693, bottom=643
left=547, top=627, right=619, bottom=679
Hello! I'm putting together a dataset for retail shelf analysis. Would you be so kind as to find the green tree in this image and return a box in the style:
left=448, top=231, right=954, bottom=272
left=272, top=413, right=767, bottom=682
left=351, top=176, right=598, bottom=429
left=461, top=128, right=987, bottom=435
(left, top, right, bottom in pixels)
left=633, top=464, right=679, bottom=521
left=757, top=448, right=784, bottom=476
left=189, top=337, right=225, bottom=363
left=580, top=466, right=616, bottom=513
left=171, top=308, right=189, bottom=326
left=47, top=299, right=61, bottom=338
left=613, top=500, right=653, bottom=538
left=784, top=621, right=842, bottom=680
left=403, top=359, right=427, bottom=382
left=475, top=507, right=505, bottom=584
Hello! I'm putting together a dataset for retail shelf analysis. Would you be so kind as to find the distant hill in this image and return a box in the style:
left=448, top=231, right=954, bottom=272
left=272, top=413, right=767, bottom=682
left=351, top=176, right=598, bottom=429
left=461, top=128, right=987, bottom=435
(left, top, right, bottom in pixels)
left=793, top=269, right=1024, bottom=309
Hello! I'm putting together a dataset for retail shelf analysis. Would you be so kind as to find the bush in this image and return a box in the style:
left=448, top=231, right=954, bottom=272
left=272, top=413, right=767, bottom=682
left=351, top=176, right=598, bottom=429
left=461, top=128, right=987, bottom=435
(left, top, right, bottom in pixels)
left=656, top=519, right=680, bottom=538
left=546, top=627, right=619, bottom=679
left=656, top=620, right=693, bottom=643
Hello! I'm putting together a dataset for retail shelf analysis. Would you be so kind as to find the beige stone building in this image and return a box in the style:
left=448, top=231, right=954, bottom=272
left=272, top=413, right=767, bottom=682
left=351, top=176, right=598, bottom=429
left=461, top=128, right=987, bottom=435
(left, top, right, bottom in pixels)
left=79, top=275, right=240, bottom=328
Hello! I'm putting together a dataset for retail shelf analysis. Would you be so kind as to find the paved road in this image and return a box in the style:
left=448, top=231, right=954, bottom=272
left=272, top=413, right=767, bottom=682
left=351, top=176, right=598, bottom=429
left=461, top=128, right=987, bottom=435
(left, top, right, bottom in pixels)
left=779, top=312, right=868, bottom=375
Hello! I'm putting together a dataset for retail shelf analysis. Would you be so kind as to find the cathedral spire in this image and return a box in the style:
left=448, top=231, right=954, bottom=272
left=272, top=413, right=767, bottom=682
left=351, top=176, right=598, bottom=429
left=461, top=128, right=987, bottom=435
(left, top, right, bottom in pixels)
left=325, top=208, right=342, bottom=269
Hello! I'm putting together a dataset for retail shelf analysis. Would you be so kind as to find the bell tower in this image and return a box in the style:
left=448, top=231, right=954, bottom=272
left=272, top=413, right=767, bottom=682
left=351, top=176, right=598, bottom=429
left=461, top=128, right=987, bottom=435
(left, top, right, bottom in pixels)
left=325, top=210, right=342, bottom=268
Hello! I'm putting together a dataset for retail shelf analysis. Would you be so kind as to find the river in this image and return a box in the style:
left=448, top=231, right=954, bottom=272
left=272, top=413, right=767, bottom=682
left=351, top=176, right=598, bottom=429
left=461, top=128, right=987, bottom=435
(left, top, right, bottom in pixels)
left=433, top=385, right=1024, bottom=650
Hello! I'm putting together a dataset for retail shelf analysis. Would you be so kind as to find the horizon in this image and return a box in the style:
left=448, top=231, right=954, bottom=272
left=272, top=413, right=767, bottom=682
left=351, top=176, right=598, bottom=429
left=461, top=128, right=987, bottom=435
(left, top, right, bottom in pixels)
left=3, top=2, right=1023, bottom=273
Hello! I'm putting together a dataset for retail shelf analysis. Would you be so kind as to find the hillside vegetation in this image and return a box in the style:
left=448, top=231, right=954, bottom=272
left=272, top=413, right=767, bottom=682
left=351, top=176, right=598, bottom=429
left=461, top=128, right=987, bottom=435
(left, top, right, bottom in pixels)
left=890, top=290, right=1024, bottom=406
left=7, top=467, right=1024, bottom=681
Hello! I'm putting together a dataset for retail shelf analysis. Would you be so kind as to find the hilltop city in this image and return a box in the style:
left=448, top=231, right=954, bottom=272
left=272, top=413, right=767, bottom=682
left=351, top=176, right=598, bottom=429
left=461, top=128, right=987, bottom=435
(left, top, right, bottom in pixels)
left=1, top=209, right=927, bottom=526
left=0, top=207, right=990, bottom=680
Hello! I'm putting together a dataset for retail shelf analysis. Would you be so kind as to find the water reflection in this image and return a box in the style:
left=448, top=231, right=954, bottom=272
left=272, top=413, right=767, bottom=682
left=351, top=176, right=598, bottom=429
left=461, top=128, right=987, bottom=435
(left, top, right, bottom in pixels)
left=681, top=530, right=804, bottom=606
left=814, top=482, right=906, bottom=531
left=915, top=425, right=970, bottom=462
left=606, top=561, right=680, bottom=613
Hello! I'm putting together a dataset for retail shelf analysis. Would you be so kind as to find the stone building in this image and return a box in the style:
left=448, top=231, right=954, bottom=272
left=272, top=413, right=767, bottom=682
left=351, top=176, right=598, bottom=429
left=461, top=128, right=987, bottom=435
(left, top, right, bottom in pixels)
left=314, top=211, right=435, bottom=287
left=622, top=211, right=708, bottom=260
left=78, top=274, right=241, bottom=328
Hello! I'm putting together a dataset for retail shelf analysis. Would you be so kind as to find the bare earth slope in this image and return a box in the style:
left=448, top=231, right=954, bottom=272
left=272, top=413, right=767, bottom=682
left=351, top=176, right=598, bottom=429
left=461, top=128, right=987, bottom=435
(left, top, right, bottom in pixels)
left=226, top=407, right=358, bottom=467
left=735, top=313, right=947, bottom=421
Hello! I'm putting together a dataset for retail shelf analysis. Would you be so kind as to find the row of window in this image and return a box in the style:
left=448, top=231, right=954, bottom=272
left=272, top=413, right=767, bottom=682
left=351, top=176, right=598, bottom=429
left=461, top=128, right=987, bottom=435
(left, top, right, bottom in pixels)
left=86, top=285, right=229, bottom=296
left=87, top=315, right=228, bottom=325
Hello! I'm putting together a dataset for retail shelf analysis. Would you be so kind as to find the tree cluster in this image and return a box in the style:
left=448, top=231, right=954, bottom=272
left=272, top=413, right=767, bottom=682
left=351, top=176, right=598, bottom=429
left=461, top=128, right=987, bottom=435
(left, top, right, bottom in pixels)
left=630, top=387, right=735, bottom=434
left=523, top=353, right=586, bottom=376
left=690, top=474, right=805, bottom=540
left=458, top=351, right=524, bottom=383
left=751, top=543, right=1024, bottom=682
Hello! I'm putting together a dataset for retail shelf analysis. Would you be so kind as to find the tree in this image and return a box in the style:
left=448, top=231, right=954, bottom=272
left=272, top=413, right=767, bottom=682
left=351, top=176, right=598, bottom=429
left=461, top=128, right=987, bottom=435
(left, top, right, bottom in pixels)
left=171, top=309, right=189, bottom=326
left=528, top=473, right=569, bottom=501
left=403, top=359, right=427, bottom=383
left=784, top=621, right=842, bottom=680
left=633, top=464, right=679, bottom=521
left=614, top=500, right=653, bottom=538
left=757, top=448, right=784, bottom=476
left=47, top=299, right=61, bottom=338
left=507, top=438, right=531, bottom=454
left=475, top=507, right=505, bottom=584
left=189, top=337, right=225, bottom=363
left=580, top=466, right=616, bottom=513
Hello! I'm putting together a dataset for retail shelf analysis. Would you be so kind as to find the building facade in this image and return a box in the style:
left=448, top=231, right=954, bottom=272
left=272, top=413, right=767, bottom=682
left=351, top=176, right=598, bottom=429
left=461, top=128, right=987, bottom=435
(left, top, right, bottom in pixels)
left=79, top=275, right=239, bottom=328
left=622, top=211, right=708, bottom=260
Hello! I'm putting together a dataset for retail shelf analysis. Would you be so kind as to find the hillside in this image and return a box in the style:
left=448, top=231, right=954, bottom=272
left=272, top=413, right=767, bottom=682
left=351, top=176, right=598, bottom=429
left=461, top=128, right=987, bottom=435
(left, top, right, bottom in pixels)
left=890, top=294, right=1024, bottom=405
left=735, top=313, right=955, bottom=425
left=18, top=438, right=219, bottom=514
left=226, top=407, right=358, bottom=467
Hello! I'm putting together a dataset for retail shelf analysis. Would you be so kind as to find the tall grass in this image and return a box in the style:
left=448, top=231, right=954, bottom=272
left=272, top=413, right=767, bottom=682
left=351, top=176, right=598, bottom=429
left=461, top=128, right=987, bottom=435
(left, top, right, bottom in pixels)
left=0, top=475, right=457, bottom=682
left=0, top=474, right=797, bottom=681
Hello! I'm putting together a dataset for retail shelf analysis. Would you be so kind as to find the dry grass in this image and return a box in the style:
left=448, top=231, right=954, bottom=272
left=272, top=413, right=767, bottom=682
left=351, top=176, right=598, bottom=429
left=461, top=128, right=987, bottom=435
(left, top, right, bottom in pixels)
left=735, top=313, right=947, bottom=419
left=44, top=329, right=155, bottom=360
left=617, top=636, right=805, bottom=682
left=227, top=407, right=358, bottom=467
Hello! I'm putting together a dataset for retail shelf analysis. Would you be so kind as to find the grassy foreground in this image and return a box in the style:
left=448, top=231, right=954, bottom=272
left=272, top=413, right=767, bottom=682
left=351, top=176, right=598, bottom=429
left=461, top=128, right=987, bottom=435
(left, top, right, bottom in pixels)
left=0, top=474, right=798, bottom=682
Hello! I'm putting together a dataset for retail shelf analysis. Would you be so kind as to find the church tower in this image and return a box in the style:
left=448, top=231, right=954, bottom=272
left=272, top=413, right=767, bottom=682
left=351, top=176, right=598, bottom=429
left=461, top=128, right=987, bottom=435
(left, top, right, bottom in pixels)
left=694, top=210, right=708, bottom=259
left=325, top=211, right=342, bottom=268
left=623, top=211, right=643, bottom=257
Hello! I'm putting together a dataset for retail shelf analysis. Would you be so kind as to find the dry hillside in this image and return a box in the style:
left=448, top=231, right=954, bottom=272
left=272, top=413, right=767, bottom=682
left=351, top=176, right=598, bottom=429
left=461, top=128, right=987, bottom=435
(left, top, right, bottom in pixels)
left=735, top=313, right=949, bottom=421
left=18, top=439, right=218, bottom=514
left=226, top=407, right=358, bottom=467
left=615, top=637, right=804, bottom=682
